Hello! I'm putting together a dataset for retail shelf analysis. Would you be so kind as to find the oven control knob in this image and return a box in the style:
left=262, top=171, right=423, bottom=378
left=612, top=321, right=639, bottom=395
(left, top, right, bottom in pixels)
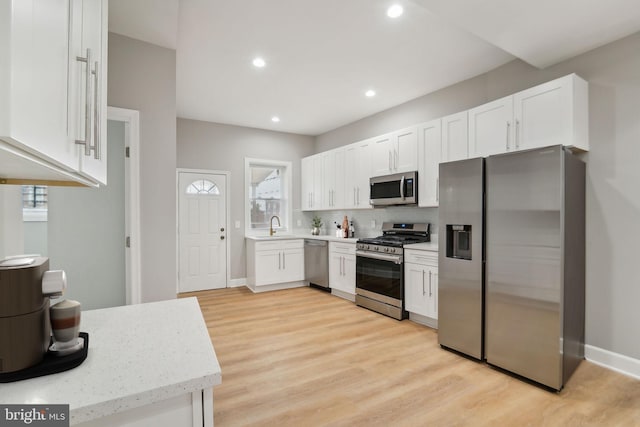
left=373, top=246, right=379, bottom=251
left=383, top=247, right=389, bottom=253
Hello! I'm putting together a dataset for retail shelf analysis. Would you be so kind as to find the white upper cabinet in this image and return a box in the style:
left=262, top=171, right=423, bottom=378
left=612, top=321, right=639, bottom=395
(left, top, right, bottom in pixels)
left=344, top=139, right=372, bottom=209
left=513, top=74, right=588, bottom=152
left=469, top=74, right=589, bottom=157
left=321, top=148, right=344, bottom=209
left=70, top=0, right=108, bottom=184
left=371, top=127, right=418, bottom=176
left=0, top=0, right=108, bottom=186
left=441, top=111, right=468, bottom=162
left=301, top=154, right=323, bottom=211
left=417, top=119, right=441, bottom=207
left=468, top=96, right=514, bottom=158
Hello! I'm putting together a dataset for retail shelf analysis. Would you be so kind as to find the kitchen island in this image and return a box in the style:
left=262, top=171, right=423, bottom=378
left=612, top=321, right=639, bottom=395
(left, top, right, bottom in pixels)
left=0, top=297, right=221, bottom=427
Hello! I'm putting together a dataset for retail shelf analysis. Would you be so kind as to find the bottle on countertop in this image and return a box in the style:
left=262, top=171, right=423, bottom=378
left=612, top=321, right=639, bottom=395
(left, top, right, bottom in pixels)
left=350, top=221, right=355, bottom=238
left=342, top=216, right=349, bottom=238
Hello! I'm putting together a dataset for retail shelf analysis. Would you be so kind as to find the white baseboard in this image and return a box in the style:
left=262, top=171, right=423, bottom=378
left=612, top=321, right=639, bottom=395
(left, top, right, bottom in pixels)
left=585, top=344, right=640, bottom=380
left=330, top=289, right=355, bottom=302
left=228, top=278, right=246, bottom=288
left=246, top=281, right=307, bottom=293
left=409, top=312, right=438, bottom=330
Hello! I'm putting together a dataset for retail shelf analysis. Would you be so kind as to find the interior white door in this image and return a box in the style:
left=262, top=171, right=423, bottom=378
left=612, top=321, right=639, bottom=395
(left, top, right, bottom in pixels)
left=178, top=172, right=227, bottom=292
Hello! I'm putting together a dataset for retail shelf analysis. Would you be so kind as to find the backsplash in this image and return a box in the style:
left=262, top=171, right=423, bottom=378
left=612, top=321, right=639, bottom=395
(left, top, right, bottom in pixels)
left=293, top=206, right=438, bottom=240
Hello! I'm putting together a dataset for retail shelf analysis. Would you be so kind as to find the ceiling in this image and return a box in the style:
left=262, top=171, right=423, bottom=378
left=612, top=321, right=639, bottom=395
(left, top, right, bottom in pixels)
left=109, top=0, right=640, bottom=136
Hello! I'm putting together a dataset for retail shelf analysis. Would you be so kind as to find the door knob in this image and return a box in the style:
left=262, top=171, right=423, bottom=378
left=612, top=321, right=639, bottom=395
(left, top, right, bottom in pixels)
left=220, top=236, right=225, bottom=240
left=220, top=227, right=225, bottom=232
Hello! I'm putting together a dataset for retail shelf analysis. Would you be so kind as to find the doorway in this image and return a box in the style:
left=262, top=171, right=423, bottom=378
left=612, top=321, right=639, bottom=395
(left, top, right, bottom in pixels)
left=177, top=170, right=229, bottom=292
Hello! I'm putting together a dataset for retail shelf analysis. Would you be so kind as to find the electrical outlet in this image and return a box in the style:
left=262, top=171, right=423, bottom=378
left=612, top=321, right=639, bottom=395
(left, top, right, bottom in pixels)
left=370, top=220, right=376, bottom=228
left=235, top=220, right=241, bottom=229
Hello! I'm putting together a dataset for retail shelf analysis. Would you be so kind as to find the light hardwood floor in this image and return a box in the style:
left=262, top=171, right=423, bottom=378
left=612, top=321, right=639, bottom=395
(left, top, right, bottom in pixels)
left=181, top=287, right=640, bottom=427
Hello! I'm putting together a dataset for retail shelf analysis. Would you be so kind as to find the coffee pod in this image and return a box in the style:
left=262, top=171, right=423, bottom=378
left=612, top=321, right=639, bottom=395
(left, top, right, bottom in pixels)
left=50, top=299, right=81, bottom=350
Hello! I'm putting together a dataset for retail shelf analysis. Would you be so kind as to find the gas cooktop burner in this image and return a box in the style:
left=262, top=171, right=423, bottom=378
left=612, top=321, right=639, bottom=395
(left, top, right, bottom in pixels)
left=357, top=222, right=430, bottom=248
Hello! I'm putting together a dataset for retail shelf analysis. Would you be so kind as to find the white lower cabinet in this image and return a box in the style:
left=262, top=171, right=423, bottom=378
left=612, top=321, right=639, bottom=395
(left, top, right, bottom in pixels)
left=404, top=250, right=438, bottom=326
left=329, top=241, right=356, bottom=298
left=246, top=239, right=305, bottom=291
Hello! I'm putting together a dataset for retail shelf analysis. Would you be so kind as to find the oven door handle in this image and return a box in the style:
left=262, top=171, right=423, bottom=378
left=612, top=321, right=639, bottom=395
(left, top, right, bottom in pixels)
left=356, top=250, right=402, bottom=264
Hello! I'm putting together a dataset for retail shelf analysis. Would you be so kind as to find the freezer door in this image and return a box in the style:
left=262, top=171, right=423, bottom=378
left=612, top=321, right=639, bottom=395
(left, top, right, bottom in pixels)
left=485, top=146, right=563, bottom=390
left=438, top=157, right=484, bottom=360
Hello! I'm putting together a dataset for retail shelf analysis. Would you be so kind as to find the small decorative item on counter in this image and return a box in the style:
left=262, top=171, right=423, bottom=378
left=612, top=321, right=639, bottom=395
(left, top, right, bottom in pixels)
left=334, top=221, right=342, bottom=238
left=311, top=216, right=323, bottom=235
left=342, top=216, right=349, bottom=238
left=350, top=221, right=355, bottom=238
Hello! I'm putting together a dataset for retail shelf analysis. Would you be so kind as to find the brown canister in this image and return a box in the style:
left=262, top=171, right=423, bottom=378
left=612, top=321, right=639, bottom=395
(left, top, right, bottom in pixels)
left=0, top=257, right=51, bottom=373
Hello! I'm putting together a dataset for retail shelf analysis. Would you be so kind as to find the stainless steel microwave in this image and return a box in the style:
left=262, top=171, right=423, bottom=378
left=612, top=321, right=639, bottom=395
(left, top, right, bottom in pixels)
left=369, top=171, right=417, bottom=206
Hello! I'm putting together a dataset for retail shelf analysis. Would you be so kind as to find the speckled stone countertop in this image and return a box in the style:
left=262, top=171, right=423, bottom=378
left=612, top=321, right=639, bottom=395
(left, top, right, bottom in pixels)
left=404, top=241, right=439, bottom=252
left=0, top=297, right=221, bottom=425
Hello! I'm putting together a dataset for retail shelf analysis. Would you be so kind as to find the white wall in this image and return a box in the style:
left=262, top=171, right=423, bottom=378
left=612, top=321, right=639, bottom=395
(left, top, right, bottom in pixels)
left=0, top=185, right=24, bottom=259
left=47, top=120, right=126, bottom=310
left=177, top=119, right=314, bottom=281
left=315, top=32, right=640, bottom=361
left=108, top=33, right=177, bottom=303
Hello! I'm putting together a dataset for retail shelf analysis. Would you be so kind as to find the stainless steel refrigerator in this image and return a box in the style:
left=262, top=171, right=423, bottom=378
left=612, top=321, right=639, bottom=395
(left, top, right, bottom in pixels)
left=438, top=145, right=585, bottom=391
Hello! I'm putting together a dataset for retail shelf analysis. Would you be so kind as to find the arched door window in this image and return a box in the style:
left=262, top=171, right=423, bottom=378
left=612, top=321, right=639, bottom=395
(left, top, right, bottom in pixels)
left=186, top=179, right=220, bottom=195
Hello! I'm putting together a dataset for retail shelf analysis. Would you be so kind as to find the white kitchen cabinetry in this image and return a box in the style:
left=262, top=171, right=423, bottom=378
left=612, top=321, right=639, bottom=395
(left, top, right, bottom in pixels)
left=344, top=139, right=372, bottom=209
left=0, top=0, right=107, bottom=186
left=69, top=0, right=108, bottom=184
left=246, top=239, right=305, bottom=292
left=469, top=74, right=589, bottom=157
left=404, top=250, right=438, bottom=328
left=417, top=119, right=441, bottom=207
left=321, top=148, right=345, bottom=209
left=468, top=95, right=514, bottom=158
left=371, top=127, right=418, bottom=176
left=301, top=154, right=323, bottom=211
left=513, top=74, right=588, bottom=152
left=441, top=111, right=468, bottom=163
left=329, top=241, right=356, bottom=300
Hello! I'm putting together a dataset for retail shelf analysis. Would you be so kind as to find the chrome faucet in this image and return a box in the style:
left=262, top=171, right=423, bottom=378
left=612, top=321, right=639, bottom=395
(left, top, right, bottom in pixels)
left=269, top=215, right=281, bottom=236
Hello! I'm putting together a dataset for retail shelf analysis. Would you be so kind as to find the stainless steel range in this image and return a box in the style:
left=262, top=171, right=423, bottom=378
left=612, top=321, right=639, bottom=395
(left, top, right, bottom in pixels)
left=355, top=222, right=430, bottom=320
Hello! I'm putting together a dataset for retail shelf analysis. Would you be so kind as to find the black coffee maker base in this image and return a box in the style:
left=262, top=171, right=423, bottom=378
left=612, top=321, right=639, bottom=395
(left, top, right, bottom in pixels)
left=0, top=332, right=89, bottom=383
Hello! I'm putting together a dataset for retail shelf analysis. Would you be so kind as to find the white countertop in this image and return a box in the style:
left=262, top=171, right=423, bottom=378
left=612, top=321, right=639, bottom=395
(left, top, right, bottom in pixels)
left=0, top=297, right=221, bottom=425
left=246, top=234, right=359, bottom=243
left=404, top=241, right=439, bottom=252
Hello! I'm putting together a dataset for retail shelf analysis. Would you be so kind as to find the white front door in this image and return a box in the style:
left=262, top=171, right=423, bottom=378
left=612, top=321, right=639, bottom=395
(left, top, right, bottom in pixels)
left=178, top=172, right=227, bottom=292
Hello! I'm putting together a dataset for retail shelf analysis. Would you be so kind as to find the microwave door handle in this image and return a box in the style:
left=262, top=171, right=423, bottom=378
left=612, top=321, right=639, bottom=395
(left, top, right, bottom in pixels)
left=400, top=176, right=405, bottom=200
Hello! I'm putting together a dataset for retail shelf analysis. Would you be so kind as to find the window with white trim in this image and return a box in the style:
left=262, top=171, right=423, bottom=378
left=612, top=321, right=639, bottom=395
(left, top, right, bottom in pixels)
left=245, top=158, right=291, bottom=234
left=22, top=185, right=48, bottom=222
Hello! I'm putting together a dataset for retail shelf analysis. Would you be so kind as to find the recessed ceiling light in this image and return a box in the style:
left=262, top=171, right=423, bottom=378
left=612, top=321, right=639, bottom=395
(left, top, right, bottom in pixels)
left=271, top=116, right=280, bottom=123
left=365, top=90, right=376, bottom=97
left=252, top=57, right=266, bottom=68
left=387, top=4, right=403, bottom=18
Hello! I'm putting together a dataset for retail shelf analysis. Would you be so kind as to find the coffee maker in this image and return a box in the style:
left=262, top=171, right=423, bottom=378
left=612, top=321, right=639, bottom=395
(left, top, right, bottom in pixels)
left=0, top=257, right=66, bottom=373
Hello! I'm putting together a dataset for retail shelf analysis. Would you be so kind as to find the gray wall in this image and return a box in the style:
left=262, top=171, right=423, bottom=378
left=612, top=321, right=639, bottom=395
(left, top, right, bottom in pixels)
left=176, top=119, right=314, bottom=281
left=47, top=120, right=126, bottom=309
left=24, top=221, right=47, bottom=256
left=316, top=32, right=640, bottom=361
left=108, top=33, right=177, bottom=303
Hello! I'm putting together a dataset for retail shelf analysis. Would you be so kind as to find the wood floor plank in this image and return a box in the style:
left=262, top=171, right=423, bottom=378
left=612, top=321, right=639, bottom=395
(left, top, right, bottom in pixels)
left=180, top=287, right=640, bottom=426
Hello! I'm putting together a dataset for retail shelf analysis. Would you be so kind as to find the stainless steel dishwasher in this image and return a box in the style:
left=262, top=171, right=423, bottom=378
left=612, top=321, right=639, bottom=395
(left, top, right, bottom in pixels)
left=304, top=239, right=329, bottom=290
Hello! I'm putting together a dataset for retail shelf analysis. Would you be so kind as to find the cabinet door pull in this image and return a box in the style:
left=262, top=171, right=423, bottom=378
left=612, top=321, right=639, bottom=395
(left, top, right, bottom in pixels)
left=283, top=252, right=286, bottom=269
left=278, top=252, right=281, bottom=270
left=92, top=61, right=101, bottom=160
left=75, top=48, right=93, bottom=156
left=394, top=149, right=398, bottom=170
left=353, top=188, right=356, bottom=206
left=356, top=187, right=360, bottom=205
left=506, top=121, right=511, bottom=151
left=515, top=119, right=520, bottom=149
left=422, top=270, right=426, bottom=295
left=429, top=270, right=432, bottom=297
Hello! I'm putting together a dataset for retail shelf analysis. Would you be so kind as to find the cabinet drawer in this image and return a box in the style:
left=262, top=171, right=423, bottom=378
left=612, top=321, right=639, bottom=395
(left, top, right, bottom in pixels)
left=329, top=242, right=356, bottom=255
left=255, top=239, right=303, bottom=251
left=405, top=250, right=437, bottom=266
